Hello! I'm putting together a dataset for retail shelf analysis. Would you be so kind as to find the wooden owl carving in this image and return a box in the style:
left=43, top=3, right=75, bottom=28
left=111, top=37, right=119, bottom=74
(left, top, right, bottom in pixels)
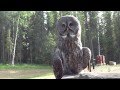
left=52, top=15, right=91, bottom=79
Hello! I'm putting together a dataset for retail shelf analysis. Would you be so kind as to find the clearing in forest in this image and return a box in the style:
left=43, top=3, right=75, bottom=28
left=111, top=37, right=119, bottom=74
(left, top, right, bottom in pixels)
left=0, top=64, right=120, bottom=79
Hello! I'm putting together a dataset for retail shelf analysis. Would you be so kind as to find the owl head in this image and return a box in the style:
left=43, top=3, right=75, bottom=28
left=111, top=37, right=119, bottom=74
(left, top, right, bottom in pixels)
left=56, top=15, right=81, bottom=39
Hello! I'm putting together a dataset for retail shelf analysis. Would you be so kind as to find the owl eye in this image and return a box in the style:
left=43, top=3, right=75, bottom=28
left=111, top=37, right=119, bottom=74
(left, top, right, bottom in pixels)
left=62, top=24, right=66, bottom=28
left=69, top=22, right=73, bottom=27
left=61, top=22, right=66, bottom=28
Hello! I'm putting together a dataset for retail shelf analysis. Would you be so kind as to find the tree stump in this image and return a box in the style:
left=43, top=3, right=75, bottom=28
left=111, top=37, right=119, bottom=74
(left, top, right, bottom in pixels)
left=62, top=72, right=120, bottom=79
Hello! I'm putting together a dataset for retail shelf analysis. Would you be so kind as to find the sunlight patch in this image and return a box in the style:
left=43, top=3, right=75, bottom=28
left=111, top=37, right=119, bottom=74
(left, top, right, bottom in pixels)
left=9, top=70, right=18, bottom=74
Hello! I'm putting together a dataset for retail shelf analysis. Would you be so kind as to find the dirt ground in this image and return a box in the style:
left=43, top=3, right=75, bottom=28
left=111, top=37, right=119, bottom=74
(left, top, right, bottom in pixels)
left=90, top=64, right=120, bottom=73
left=33, top=64, right=120, bottom=79
left=0, top=69, right=53, bottom=79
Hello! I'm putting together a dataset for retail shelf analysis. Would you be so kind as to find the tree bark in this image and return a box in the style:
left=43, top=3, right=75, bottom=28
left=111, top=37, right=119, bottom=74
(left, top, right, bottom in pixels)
left=97, top=29, right=100, bottom=55
left=2, top=26, right=5, bottom=63
left=62, top=72, right=120, bottom=79
left=12, top=15, right=20, bottom=66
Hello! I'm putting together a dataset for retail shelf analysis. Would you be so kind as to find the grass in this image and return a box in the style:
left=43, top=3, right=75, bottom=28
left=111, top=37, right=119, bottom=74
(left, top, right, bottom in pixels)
left=0, top=64, right=51, bottom=70
left=0, top=64, right=120, bottom=79
left=0, top=64, right=55, bottom=79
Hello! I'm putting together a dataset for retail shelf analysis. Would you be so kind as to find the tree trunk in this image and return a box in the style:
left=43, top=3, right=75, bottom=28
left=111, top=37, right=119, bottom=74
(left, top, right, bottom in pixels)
left=12, top=15, right=20, bottom=66
left=30, top=45, right=33, bottom=64
left=97, top=29, right=100, bottom=55
left=2, top=26, right=5, bottom=63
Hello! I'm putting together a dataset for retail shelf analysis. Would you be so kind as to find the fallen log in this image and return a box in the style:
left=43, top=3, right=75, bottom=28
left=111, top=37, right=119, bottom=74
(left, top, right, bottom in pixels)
left=62, top=72, right=120, bottom=79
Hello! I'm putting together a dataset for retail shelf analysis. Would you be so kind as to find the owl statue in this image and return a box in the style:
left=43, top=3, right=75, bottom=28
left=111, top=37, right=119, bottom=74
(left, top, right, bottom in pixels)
left=52, top=15, right=91, bottom=79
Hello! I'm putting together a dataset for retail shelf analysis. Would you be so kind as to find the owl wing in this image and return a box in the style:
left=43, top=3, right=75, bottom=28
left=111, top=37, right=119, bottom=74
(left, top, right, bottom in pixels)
left=52, top=48, right=64, bottom=79
left=82, top=47, right=91, bottom=72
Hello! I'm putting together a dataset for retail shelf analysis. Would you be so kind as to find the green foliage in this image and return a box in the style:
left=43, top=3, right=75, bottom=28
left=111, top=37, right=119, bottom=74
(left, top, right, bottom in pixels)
left=19, top=11, right=34, bottom=28
left=0, top=11, right=120, bottom=65
left=103, top=12, right=115, bottom=63
left=46, top=32, right=56, bottom=51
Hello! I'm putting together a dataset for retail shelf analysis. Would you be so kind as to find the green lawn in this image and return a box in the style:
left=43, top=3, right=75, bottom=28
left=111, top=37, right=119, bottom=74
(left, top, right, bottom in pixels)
left=0, top=64, right=120, bottom=79
left=0, top=64, right=55, bottom=79
left=0, top=64, right=51, bottom=70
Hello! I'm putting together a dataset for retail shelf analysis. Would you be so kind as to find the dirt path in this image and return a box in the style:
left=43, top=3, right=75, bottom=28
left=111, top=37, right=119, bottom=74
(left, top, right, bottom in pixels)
left=0, top=69, right=52, bottom=79
left=30, top=75, right=55, bottom=79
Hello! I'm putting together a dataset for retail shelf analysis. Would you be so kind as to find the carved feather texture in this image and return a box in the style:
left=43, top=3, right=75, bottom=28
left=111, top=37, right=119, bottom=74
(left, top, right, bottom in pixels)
left=53, top=16, right=91, bottom=79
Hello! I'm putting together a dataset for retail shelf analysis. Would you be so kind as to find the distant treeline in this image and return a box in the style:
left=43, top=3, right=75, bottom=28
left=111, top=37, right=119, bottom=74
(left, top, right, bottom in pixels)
left=0, top=11, right=119, bottom=65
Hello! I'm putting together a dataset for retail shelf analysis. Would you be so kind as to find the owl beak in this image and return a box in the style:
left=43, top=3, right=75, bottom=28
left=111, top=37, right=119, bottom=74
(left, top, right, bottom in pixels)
left=67, top=33, right=70, bottom=37
left=66, top=27, right=69, bottom=32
